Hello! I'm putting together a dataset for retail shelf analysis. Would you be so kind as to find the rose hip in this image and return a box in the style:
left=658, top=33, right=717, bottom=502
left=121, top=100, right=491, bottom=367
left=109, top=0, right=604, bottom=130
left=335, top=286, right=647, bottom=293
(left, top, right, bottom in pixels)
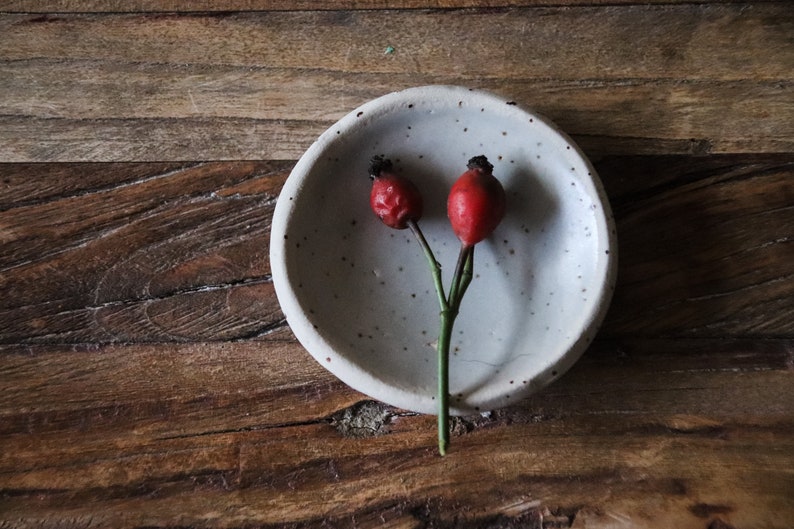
left=368, top=155, right=423, bottom=230
left=447, top=155, right=506, bottom=247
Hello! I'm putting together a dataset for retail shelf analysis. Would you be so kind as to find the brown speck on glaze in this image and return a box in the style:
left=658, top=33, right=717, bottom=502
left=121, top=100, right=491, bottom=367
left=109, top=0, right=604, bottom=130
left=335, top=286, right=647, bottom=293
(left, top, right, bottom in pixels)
left=356, top=111, right=363, bottom=117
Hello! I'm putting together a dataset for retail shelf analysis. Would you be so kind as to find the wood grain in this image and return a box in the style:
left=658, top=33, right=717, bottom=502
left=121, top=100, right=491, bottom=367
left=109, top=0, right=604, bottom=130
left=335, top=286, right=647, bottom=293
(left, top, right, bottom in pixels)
left=0, top=0, right=761, bottom=12
left=2, top=2, right=793, bottom=526
left=1, top=5, right=792, bottom=161
left=2, top=155, right=791, bottom=345
left=1, top=339, right=792, bottom=527
left=0, top=161, right=289, bottom=344
left=600, top=154, right=794, bottom=338
left=1, top=157, right=790, bottom=527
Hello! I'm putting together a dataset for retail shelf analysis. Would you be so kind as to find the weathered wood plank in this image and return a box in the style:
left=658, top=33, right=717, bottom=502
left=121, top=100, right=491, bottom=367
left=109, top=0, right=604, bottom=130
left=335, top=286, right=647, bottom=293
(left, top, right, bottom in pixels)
left=5, top=9, right=789, bottom=81
left=1, top=74, right=789, bottom=161
left=0, top=161, right=289, bottom=343
left=1, top=339, right=790, bottom=436
left=600, top=154, right=794, bottom=338
left=0, top=0, right=763, bottom=12
left=1, top=156, right=791, bottom=344
left=1, top=5, right=792, bottom=161
left=1, top=339, right=792, bottom=527
left=0, top=340, right=358, bottom=437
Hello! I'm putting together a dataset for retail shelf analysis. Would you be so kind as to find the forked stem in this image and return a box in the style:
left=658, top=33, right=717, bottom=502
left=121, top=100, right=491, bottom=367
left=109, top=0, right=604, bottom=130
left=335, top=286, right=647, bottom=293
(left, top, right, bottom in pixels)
left=407, top=223, right=477, bottom=456
left=407, top=220, right=447, bottom=312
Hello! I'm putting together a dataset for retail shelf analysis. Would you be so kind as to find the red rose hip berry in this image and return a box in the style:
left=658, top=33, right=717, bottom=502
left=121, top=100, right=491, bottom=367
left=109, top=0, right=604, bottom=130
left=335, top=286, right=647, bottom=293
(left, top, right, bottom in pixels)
left=447, top=155, right=506, bottom=247
left=368, top=155, right=423, bottom=230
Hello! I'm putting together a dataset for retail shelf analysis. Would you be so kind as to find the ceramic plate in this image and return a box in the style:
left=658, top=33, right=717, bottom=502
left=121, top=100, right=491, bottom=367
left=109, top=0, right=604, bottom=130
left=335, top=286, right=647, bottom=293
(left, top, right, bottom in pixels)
left=270, top=85, right=616, bottom=415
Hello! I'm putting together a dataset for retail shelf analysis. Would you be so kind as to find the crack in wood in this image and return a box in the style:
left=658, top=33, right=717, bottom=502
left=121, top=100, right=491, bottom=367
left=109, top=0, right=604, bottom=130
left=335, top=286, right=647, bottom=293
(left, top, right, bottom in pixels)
left=89, top=275, right=274, bottom=312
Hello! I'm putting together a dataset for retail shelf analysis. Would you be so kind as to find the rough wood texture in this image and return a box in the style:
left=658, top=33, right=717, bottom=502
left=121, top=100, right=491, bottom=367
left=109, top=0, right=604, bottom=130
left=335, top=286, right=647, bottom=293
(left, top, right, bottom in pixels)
left=1, top=157, right=792, bottom=345
left=1, top=156, right=793, bottom=527
left=0, top=0, right=758, bottom=12
left=1, top=2, right=793, bottom=528
left=1, top=5, right=792, bottom=161
left=1, top=339, right=792, bottom=527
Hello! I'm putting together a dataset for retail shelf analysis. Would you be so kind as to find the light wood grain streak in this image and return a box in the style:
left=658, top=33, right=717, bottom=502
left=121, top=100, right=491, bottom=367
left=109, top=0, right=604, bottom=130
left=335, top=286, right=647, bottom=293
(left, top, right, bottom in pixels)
left=0, top=162, right=206, bottom=212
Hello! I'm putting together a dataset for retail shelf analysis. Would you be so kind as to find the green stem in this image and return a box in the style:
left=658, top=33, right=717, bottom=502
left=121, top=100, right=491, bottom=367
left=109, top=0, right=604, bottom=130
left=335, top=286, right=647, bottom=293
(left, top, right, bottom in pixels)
left=407, top=222, right=476, bottom=456
left=447, top=244, right=468, bottom=310
left=454, top=246, right=474, bottom=311
left=437, top=307, right=454, bottom=455
left=407, top=220, right=448, bottom=312
left=448, top=245, right=474, bottom=311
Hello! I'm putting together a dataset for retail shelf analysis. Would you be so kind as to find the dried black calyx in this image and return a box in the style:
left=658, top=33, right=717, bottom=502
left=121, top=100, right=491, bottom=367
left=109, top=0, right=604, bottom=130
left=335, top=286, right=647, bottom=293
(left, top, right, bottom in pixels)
left=467, top=155, right=493, bottom=173
left=369, top=155, right=393, bottom=179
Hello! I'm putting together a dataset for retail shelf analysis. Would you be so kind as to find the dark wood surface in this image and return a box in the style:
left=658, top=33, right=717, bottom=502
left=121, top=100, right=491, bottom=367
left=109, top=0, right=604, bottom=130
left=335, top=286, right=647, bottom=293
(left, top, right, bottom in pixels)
left=1, top=3, right=792, bottom=528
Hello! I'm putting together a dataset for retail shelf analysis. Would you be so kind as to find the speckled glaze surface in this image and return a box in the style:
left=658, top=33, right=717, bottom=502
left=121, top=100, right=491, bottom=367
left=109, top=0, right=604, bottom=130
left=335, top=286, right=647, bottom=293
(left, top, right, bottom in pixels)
left=271, top=86, right=617, bottom=415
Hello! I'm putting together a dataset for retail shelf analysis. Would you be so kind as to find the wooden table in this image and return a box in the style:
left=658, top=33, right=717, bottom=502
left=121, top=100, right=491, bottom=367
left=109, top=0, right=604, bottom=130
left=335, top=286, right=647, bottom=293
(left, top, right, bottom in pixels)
left=1, top=2, right=792, bottom=528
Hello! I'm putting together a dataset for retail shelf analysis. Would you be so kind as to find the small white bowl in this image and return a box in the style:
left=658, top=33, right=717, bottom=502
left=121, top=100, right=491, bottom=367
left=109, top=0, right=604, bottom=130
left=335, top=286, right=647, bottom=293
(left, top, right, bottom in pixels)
left=271, top=86, right=616, bottom=415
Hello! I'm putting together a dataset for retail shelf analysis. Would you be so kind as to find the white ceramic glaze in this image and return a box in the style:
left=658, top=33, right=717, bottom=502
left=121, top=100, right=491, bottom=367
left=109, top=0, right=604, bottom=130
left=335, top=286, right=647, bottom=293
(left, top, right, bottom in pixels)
left=270, top=86, right=617, bottom=415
